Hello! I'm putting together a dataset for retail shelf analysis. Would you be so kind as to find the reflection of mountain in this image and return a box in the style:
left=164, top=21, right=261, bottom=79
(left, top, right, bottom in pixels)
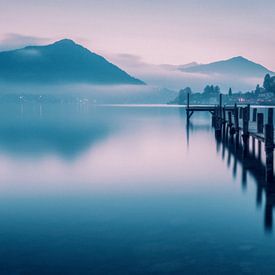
left=0, top=124, right=110, bottom=158
left=0, top=103, right=114, bottom=158
left=0, top=39, right=144, bottom=85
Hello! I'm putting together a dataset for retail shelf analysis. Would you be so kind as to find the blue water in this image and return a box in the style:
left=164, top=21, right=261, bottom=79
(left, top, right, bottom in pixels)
left=0, top=103, right=274, bottom=274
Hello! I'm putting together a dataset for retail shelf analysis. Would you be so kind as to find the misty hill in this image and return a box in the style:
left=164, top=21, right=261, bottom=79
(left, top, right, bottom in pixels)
left=179, top=56, right=274, bottom=77
left=0, top=39, right=145, bottom=85
left=159, top=62, right=199, bottom=71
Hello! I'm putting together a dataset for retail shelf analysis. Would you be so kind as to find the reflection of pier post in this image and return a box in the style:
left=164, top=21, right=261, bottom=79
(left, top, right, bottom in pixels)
left=186, top=119, right=190, bottom=147
left=256, top=185, right=263, bottom=207
left=264, top=194, right=274, bottom=232
left=213, top=105, right=275, bottom=234
left=186, top=93, right=190, bottom=119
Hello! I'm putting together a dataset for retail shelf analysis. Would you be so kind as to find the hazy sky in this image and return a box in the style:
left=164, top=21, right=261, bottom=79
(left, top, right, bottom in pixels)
left=0, top=0, right=274, bottom=70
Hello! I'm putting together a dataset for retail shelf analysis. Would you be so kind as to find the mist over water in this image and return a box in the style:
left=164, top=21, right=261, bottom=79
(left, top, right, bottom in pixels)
left=0, top=83, right=177, bottom=104
left=0, top=103, right=275, bottom=274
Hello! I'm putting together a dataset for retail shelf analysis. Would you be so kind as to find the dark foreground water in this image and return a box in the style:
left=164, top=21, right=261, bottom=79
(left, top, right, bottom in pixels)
left=0, top=103, right=274, bottom=274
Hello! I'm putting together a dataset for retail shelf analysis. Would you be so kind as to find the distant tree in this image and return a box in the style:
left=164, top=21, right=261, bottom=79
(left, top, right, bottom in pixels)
left=214, top=85, right=220, bottom=94
left=203, top=85, right=220, bottom=94
left=255, top=84, right=261, bottom=95
left=178, top=87, right=192, bottom=104
left=270, top=76, right=275, bottom=93
left=203, top=85, right=212, bottom=94
left=263, top=74, right=271, bottom=92
left=228, top=87, right=232, bottom=96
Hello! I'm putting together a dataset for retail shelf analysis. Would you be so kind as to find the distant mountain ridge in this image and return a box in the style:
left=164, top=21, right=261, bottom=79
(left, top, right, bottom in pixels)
left=179, top=56, right=274, bottom=76
left=0, top=39, right=145, bottom=85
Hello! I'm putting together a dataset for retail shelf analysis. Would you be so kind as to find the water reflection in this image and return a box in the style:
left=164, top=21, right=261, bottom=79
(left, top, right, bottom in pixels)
left=1, top=104, right=275, bottom=273
left=0, top=103, right=113, bottom=158
left=211, top=119, right=275, bottom=233
left=184, top=107, right=275, bottom=234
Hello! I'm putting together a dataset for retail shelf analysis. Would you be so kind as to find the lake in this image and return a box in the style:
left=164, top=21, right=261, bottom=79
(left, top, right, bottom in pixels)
left=0, top=103, right=274, bottom=274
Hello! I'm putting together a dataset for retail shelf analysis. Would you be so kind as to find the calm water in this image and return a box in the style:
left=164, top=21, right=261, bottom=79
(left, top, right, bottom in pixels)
left=0, top=103, right=274, bottom=274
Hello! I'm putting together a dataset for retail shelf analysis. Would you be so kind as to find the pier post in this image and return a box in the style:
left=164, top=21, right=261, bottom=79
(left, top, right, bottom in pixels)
left=253, top=108, right=257, bottom=122
left=234, top=104, right=239, bottom=132
left=258, top=140, right=262, bottom=162
left=240, top=107, right=243, bottom=119
left=257, top=113, right=264, bottom=134
left=228, top=111, right=235, bottom=136
left=268, top=108, right=273, bottom=125
left=215, top=106, right=222, bottom=137
left=186, top=93, right=190, bottom=121
left=228, top=111, right=232, bottom=127
left=218, top=94, right=222, bottom=125
left=266, top=107, right=274, bottom=186
left=222, top=106, right=226, bottom=124
left=212, top=107, right=216, bottom=127
left=219, top=93, right=222, bottom=109
left=265, top=123, right=274, bottom=185
left=242, top=106, right=250, bottom=157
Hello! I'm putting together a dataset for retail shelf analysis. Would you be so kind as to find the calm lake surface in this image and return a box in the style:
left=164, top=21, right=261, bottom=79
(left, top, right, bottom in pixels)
left=0, top=103, right=275, bottom=274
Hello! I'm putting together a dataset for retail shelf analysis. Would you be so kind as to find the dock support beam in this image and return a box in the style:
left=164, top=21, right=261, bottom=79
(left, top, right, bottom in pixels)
left=242, top=105, right=250, bottom=157
left=257, top=113, right=264, bottom=134
left=240, top=107, right=243, bottom=119
left=215, top=106, right=222, bottom=137
left=265, top=123, right=274, bottom=185
left=265, top=108, right=274, bottom=186
left=186, top=93, right=190, bottom=121
left=234, top=104, right=239, bottom=133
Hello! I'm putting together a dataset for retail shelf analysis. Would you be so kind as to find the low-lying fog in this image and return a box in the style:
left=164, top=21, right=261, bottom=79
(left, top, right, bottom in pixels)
left=0, top=83, right=177, bottom=104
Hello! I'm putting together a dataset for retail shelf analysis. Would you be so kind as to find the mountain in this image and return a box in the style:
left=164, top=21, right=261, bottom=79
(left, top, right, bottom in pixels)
left=0, top=39, right=145, bottom=85
left=160, top=62, right=199, bottom=71
left=177, top=62, right=200, bottom=70
left=179, top=56, right=274, bottom=77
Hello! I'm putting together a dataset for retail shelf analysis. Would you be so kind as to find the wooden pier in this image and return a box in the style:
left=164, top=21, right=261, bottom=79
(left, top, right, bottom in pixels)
left=186, top=93, right=275, bottom=188
left=215, top=119, right=275, bottom=232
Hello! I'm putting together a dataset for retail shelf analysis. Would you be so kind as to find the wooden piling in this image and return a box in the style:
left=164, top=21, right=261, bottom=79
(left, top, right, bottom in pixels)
left=242, top=106, right=249, bottom=138
left=234, top=104, right=239, bottom=132
left=240, top=107, right=243, bottom=119
left=265, top=123, right=274, bottom=184
left=211, top=111, right=215, bottom=127
left=228, top=111, right=232, bottom=127
left=268, top=108, right=273, bottom=125
left=257, top=113, right=264, bottom=134
left=215, top=106, right=222, bottom=137
left=242, top=106, right=250, bottom=156
left=186, top=93, right=190, bottom=120
left=222, top=106, right=226, bottom=124
left=219, top=94, right=222, bottom=125
left=258, top=140, right=262, bottom=161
